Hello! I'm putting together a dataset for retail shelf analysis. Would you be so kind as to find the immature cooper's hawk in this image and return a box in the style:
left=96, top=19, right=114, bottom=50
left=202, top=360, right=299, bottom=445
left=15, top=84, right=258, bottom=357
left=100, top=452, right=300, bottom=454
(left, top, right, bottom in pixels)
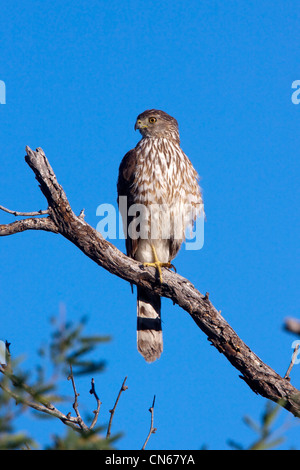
left=117, top=110, right=203, bottom=362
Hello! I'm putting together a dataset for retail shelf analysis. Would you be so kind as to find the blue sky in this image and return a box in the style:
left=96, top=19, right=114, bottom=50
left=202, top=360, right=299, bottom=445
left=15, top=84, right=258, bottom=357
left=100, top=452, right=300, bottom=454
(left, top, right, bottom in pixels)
left=1, top=0, right=300, bottom=450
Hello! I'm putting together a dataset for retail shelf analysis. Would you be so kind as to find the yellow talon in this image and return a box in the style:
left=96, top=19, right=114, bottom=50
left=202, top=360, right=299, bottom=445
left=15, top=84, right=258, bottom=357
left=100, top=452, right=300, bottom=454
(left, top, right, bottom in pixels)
left=143, top=245, right=175, bottom=283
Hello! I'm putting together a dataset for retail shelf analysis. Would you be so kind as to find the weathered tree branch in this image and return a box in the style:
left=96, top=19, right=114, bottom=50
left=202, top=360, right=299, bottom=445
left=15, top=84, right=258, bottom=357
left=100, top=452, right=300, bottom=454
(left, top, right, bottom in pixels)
left=0, top=217, right=58, bottom=236
left=1, top=146, right=300, bottom=418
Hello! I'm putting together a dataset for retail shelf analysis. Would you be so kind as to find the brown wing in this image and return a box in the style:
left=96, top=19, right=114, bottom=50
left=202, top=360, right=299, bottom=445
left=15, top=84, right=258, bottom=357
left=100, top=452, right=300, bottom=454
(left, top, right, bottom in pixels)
left=117, top=148, right=138, bottom=259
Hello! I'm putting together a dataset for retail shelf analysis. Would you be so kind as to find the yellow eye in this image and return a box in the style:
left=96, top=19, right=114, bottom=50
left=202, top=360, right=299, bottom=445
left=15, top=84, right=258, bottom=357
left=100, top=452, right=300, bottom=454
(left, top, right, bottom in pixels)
left=148, top=117, right=157, bottom=124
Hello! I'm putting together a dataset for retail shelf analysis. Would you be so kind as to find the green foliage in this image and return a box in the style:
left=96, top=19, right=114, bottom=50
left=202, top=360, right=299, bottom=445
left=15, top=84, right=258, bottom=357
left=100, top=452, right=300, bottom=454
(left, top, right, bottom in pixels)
left=0, top=377, right=35, bottom=449
left=44, top=313, right=111, bottom=376
left=1, top=310, right=296, bottom=450
left=47, top=427, right=121, bottom=450
left=0, top=312, right=117, bottom=450
left=227, top=401, right=286, bottom=450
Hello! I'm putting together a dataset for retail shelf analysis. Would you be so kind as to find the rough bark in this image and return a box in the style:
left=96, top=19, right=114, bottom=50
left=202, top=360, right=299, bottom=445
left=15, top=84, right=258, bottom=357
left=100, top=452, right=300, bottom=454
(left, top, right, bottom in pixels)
left=1, top=146, right=300, bottom=418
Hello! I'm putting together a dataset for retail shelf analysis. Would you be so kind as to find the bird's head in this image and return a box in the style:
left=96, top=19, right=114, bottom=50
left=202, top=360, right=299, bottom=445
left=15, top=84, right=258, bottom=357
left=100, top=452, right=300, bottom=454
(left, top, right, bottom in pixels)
left=134, top=109, right=180, bottom=143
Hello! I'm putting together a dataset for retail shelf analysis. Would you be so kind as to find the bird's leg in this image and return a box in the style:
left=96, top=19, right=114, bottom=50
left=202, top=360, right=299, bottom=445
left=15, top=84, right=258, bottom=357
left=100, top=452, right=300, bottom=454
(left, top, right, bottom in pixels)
left=143, top=244, right=176, bottom=283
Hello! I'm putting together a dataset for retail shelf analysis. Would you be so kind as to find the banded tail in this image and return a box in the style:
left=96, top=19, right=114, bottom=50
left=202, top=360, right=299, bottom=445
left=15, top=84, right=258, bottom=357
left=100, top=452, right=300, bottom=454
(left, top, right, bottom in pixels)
left=137, top=286, right=163, bottom=362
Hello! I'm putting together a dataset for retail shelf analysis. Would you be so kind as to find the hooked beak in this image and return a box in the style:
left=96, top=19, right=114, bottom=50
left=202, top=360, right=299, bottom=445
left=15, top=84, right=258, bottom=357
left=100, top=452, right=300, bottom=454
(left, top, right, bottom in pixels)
left=134, top=119, right=147, bottom=131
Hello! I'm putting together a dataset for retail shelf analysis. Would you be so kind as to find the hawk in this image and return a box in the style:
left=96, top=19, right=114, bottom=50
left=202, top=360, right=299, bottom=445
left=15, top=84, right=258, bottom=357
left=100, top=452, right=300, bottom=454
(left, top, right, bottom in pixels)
left=117, top=109, right=203, bottom=362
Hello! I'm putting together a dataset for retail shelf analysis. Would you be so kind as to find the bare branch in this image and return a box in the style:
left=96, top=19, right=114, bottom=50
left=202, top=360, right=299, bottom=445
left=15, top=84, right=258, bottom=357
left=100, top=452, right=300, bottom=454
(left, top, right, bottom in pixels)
left=0, top=361, right=103, bottom=434
left=106, top=376, right=128, bottom=439
left=68, top=364, right=89, bottom=432
left=2, top=146, right=300, bottom=419
left=89, top=378, right=102, bottom=429
left=0, top=365, right=83, bottom=432
left=142, top=395, right=157, bottom=450
left=0, top=217, right=58, bottom=236
left=0, top=204, right=49, bottom=217
left=284, top=343, right=300, bottom=381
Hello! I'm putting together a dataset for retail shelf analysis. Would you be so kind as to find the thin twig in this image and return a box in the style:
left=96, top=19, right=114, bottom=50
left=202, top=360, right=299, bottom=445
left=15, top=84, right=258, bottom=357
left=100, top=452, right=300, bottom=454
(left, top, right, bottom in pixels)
left=142, top=395, right=157, bottom=450
left=284, top=343, right=300, bottom=380
left=0, top=346, right=99, bottom=434
left=0, top=204, right=49, bottom=217
left=106, top=376, right=128, bottom=439
left=89, top=377, right=102, bottom=429
left=0, top=365, right=82, bottom=432
left=68, top=364, right=89, bottom=432
left=78, top=209, right=85, bottom=220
